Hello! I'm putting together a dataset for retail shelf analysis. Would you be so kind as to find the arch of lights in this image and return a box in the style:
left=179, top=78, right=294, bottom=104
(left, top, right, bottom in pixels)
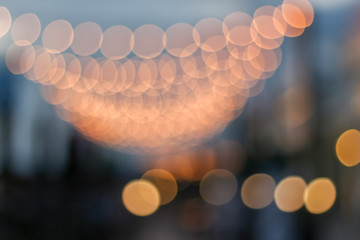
left=1, top=0, right=314, bottom=155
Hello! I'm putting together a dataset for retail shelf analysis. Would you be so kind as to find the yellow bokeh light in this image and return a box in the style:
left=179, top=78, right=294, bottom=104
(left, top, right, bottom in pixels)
left=336, top=129, right=360, bottom=167
left=304, top=178, right=336, bottom=214
left=122, top=180, right=160, bottom=217
left=274, top=176, right=306, bottom=212
left=199, top=169, right=238, bottom=206
left=241, top=173, right=276, bottom=209
left=141, top=169, right=178, bottom=205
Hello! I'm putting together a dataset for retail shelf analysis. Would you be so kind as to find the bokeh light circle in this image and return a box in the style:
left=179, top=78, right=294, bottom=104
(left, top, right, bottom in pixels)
left=274, top=176, right=306, bottom=212
left=42, top=20, right=74, bottom=53
left=122, top=179, right=160, bottom=217
left=336, top=129, right=360, bottom=167
left=11, top=13, right=41, bottom=46
left=101, top=25, right=134, bottom=60
left=71, top=22, right=103, bottom=56
left=141, top=169, right=178, bottom=205
left=304, top=178, right=336, bottom=214
left=199, top=169, right=238, bottom=206
left=133, top=24, right=166, bottom=59
left=241, top=173, right=276, bottom=209
left=0, top=7, right=11, bottom=38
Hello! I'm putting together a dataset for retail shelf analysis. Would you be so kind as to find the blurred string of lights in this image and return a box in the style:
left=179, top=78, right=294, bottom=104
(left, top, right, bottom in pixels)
left=121, top=169, right=337, bottom=218
left=0, top=0, right=314, bottom=155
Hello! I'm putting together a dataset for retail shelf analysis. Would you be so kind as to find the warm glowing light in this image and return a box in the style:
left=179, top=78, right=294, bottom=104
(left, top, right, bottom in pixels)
left=133, top=24, right=166, bottom=59
left=100, top=25, right=134, bottom=60
left=282, top=0, right=314, bottom=29
left=241, top=173, right=276, bottom=209
left=304, top=178, right=336, bottom=214
left=0, top=7, right=11, bottom=38
left=274, top=176, right=306, bottom=212
left=336, top=129, right=360, bottom=167
left=42, top=20, right=74, bottom=53
left=141, top=169, right=178, bottom=205
left=11, top=13, right=41, bottom=46
left=199, top=169, right=238, bottom=206
left=71, top=22, right=103, bottom=56
left=122, top=180, right=160, bottom=217
left=273, top=6, right=305, bottom=38
left=252, top=6, right=284, bottom=40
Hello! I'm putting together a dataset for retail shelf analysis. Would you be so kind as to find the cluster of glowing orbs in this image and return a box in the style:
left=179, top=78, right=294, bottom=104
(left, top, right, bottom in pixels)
left=11, top=13, right=41, bottom=46
left=122, top=180, right=161, bottom=217
left=0, top=7, right=11, bottom=37
left=1, top=0, right=315, bottom=155
left=42, top=20, right=73, bottom=53
left=199, top=169, right=237, bottom=206
left=304, top=178, right=336, bottom=214
left=141, top=169, right=178, bottom=205
left=336, top=129, right=360, bottom=167
left=274, top=176, right=306, bottom=212
left=241, top=173, right=276, bottom=209
left=71, top=22, right=103, bottom=56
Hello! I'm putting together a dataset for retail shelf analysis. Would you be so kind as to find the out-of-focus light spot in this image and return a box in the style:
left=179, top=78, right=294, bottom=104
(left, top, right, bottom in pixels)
left=199, top=169, right=237, bottom=206
left=241, top=173, right=276, bottom=209
left=179, top=198, right=217, bottom=232
left=274, top=176, right=306, bottom=212
left=42, top=20, right=73, bottom=53
left=100, top=25, right=134, bottom=60
left=11, top=13, right=41, bottom=46
left=194, top=18, right=226, bottom=52
left=133, top=24, right=165, bottom=59
left=122, top=179, right=160, bottom=217
left=252, top=6, right=284, bottom=40
left=273, top=6, right=305, bottom=38
left=141, top=169, right=178, bottom=205
left=6, top=43, right=35, bottom=74
left=282, top=0, right=314, bottom=29
left=222, top=12, right=253, bottom=47
left=55, top=53, right=81, bottom=89
left=304, top=178, right=336, bottom=214
left=0, top=7, right=11, bottom=38
left=165, top=23, right=198, bottom=58
left=71, top=22, right=103, bottom=56
left=24, top=47, right=52, bottom=82
left=73, top=56, right=100, bottom=92
left=336, top=129, right=360, bottom=167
